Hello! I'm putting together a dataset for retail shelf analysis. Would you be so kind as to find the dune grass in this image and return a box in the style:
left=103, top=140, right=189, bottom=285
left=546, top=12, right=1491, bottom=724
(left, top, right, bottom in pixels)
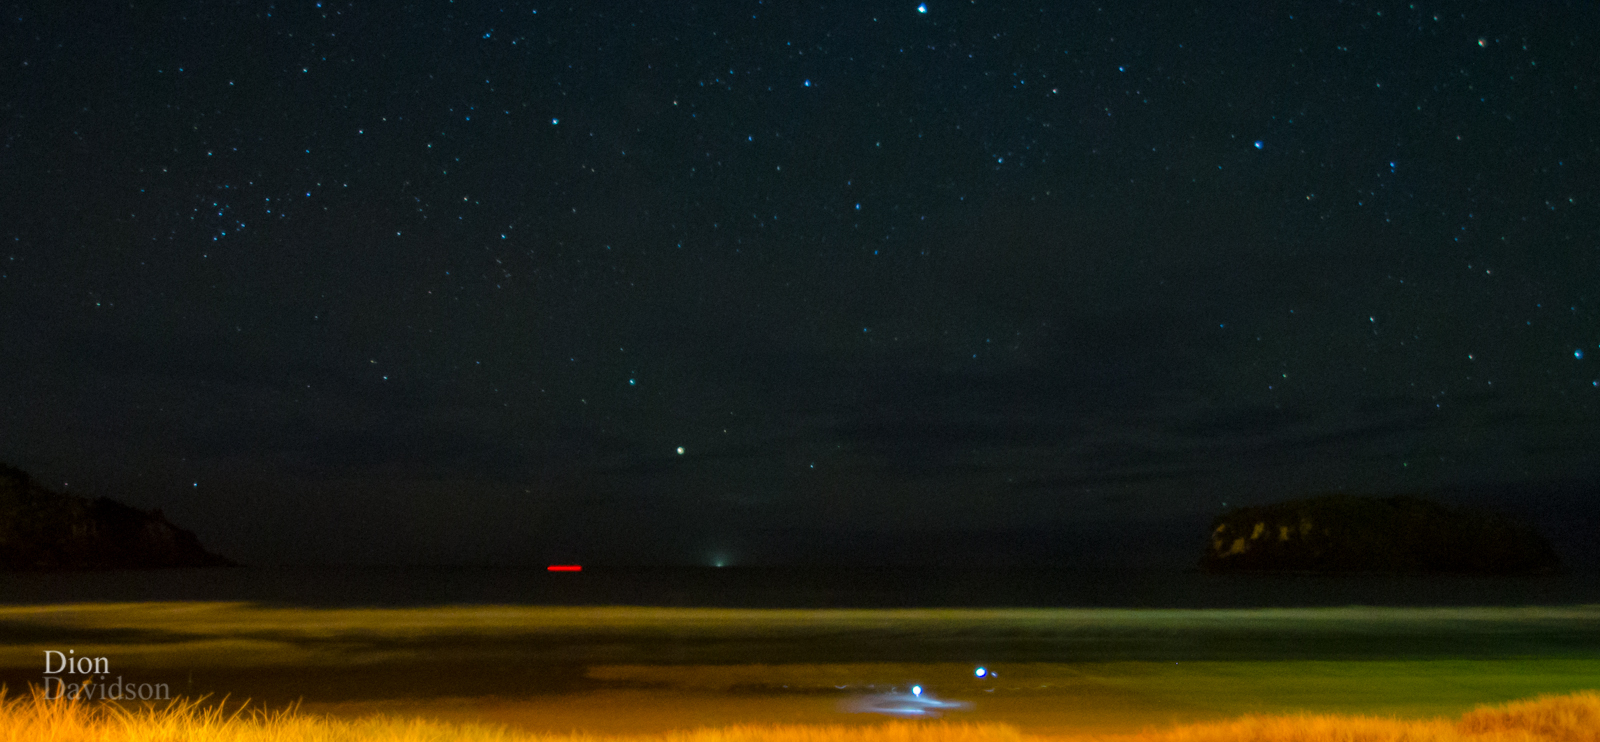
left=2, top=688, right=1598, bottom=742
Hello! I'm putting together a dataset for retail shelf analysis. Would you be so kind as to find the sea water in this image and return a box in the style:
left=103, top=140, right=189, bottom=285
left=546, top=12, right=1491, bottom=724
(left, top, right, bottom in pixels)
left=1, top=565, right=1596, bottom=608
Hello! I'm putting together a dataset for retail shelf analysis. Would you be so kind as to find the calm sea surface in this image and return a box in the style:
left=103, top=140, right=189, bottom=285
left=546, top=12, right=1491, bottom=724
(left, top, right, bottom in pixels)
left=1, top=566, right=1597, bottom=608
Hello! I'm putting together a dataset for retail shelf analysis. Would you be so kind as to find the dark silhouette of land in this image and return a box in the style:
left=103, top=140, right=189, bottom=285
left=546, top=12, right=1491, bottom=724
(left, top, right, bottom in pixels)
left=1199, top=495, right=1559, bottom=574
left=0, top=463, right=233, bottom=570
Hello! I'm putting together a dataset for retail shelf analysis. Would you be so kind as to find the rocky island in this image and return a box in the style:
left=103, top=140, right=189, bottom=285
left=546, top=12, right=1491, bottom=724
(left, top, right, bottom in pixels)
left=1199, top=494, right=1559, bottom=574
left=0, top=463, right=233, bottom=570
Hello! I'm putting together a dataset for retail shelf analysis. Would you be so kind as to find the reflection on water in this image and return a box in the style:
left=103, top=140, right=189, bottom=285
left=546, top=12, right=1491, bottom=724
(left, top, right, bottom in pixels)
left=842, top=686, right=971, bottom=718
left=1, top=565, right=1597, bottom=608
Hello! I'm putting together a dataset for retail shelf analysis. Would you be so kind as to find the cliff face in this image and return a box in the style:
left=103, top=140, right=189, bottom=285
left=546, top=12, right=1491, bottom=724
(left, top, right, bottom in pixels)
left=1199, top=495, right=1559, bottom=574
left=0, top=464, right=234, bottom=570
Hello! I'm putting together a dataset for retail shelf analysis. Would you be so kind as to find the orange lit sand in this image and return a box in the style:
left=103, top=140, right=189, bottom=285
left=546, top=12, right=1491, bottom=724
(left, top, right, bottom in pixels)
left=1, top=604, right=1597, bottom=736
left=290, top=661, right=1600, bottom=737
left=4, top=688, right=1600, bottom=742
left=292, top=687, right=1224, bottom=737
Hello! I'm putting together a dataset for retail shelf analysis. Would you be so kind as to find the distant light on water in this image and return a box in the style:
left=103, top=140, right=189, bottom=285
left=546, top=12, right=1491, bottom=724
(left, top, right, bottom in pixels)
left=843, top=686, right=968, bottom=717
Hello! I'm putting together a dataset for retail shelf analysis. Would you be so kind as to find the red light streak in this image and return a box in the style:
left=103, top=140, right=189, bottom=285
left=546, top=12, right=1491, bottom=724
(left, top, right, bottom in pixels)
left=547, top=565, right=582, bottom=572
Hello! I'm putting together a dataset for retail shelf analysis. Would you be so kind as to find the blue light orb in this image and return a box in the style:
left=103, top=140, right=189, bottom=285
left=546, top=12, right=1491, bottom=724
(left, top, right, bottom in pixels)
left=975, top=667, right=987, bottom=677
left=912, top=685, right=922, bottom=696
left=918, top=3, right=927, bottom=13
left=1253, top=140, right=1264, bottom=149
left=1577, top=350, right=1586, bottom=359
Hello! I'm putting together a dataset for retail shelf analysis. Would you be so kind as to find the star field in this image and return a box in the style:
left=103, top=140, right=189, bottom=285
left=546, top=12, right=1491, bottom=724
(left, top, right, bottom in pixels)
left=1, top=1, right=1597, bottom=566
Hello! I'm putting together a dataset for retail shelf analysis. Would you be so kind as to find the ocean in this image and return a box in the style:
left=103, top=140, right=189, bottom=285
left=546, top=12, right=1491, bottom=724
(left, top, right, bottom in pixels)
left=2, top=565, right=1597, bottom=608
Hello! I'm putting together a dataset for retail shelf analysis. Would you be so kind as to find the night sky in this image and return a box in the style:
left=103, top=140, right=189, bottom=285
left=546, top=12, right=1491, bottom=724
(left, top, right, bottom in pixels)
left=3, top=2, right=1597, bottom=568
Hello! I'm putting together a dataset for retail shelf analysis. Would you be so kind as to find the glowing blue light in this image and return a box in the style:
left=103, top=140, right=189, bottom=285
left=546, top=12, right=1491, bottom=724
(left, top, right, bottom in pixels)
left=1577, top=350, right=1586, bottom=359
left=803, top=79, right=811, bottom=87
left=975, top=667, right=986, bottom=677
left=843, top=688, right=969, bottom=717
left=628, top=378, right=636, bottom=385
left=1253, top=141, right=1264, bottom=149
left=917, top=3, right=927, bottom=13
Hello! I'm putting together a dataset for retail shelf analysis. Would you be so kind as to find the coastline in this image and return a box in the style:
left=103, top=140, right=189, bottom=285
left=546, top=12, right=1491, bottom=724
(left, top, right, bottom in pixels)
left=2, top=603, right=1597, bottom=735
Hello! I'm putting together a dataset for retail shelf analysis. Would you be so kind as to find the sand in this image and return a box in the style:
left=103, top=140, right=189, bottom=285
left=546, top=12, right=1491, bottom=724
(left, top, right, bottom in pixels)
left=3, top=603, right=1597, bottom=735
left=279, top=660, right=1600, bottom=736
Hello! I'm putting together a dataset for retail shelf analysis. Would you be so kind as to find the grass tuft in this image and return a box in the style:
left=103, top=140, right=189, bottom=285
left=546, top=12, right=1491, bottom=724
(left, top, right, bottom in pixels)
left=1456, top=691, right=1600, bottom=742
left=0, top=686, right=1595, bottom=742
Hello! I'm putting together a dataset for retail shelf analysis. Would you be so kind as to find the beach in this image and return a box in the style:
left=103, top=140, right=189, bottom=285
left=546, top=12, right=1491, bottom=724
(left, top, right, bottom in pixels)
left=3, top=602, right=1597, bottom=735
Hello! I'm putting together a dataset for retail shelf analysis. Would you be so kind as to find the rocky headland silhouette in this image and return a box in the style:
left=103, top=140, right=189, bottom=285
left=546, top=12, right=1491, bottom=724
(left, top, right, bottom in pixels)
left=0, top=463, right=233, bottom=570
left=1200, top=494, right=1559, bottom=574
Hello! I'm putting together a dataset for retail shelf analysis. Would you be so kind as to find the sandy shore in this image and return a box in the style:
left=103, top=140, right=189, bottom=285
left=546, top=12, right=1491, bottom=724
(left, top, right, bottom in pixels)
left=281, top=659, right=1600, bottom=736
left=294, top=688, right=1203, bottom=737
left=3, top=604, right=1597, bottom=735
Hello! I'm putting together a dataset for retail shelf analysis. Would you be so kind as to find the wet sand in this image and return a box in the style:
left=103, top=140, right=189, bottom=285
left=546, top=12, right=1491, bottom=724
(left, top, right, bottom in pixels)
left=286, top=660, right=1600, bottom=736
left=3, top=604, right=1597, bottom=735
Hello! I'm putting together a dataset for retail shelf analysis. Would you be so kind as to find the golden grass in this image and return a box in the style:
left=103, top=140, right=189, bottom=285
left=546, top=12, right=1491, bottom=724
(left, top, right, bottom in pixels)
left=1, top=688, right=1596, bottom=742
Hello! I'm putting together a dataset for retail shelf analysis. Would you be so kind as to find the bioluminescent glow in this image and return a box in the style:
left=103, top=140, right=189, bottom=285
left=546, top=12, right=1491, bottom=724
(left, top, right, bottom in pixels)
left=842, top=686, right=969, bottom=718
